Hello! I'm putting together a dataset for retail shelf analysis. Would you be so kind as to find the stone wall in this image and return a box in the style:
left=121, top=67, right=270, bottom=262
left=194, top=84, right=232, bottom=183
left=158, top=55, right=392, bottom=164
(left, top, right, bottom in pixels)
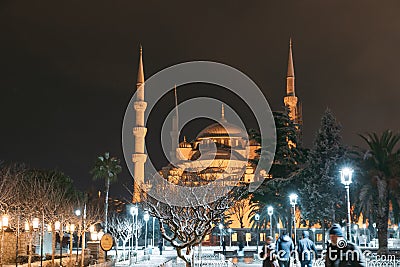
left=1, top=230, right=54, bottom=264
left=2, top=231, right=31, bottom=263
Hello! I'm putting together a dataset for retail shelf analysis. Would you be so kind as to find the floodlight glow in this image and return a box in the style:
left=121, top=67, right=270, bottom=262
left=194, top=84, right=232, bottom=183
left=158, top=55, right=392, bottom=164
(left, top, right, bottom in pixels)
left=75, top=209, right=81, bottom=216
left=267, top=206, right=274, bottom=216
left=340, top=167, right=353, bottom=186
left=289, top=193, right=298, bottom=205
left=32, top=218, right=39, bottom=230
left=54, top=221, right=61, bottom=231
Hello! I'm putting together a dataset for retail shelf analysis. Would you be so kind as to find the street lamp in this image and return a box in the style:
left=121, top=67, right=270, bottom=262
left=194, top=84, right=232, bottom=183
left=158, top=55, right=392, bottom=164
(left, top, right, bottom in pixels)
left=267, top=206, right=274, bottom=237
left=31, top=217, right=44, bottom=267
left=55, top=221, right=63, bottom=267
left=340, top=167, right=353, bottom=241
left=254, top=214, right=260, bottom=251
left=289, top=193, right=298, bottom=246
left=228, top=229, right=232, bottom=248
left=144, top=211, right=150, bottom=248
left=353, top=224, right=358, bottom=245
left=75, top=209, right=81, bottom=265
left=152, top=217, right=155, bottom=247
left=131, top=206, right=139, bottom=252
left=67, top=224, right=75, bottom=260
left=1, top=214, right=9, bottom=267
left=218, top=224, right=223, bottom=247
left=277, top=223, right=281, bottom=237
left=311, top=227, right=316, bottom=242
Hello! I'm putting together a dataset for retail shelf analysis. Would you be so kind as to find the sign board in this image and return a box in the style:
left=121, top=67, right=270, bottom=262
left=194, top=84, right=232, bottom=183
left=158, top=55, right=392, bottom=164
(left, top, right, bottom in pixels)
left=246, top=233, right=251, bottom=242
left=100, top=233, right=113, bottom=251
left=232, top=233, right=237, bottom=242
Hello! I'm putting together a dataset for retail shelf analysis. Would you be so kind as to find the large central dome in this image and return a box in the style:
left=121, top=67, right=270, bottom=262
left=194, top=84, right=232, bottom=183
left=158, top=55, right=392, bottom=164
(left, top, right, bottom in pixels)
left=197, top=121, right=247, bottom=139
left=196, top=105, right=247, bottom=139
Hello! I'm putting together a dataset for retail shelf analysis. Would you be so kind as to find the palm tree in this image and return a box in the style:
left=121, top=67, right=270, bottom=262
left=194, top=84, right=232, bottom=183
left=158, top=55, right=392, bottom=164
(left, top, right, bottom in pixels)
left=90, top=152, right=122, bottom=233
left=358, top=130, right=400, bottom=253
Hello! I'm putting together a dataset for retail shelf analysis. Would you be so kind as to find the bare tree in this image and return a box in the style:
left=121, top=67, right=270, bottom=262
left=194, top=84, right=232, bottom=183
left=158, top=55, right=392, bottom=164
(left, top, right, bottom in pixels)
left=226, top=196, right=252, bottom=229
left=139, top=172, right=247, bottom=267
left=0, top=164, right=22, bottom=267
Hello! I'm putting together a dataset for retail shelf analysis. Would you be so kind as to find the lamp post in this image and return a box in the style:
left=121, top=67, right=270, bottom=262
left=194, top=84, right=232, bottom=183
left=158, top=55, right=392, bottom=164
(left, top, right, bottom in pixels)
left=1, top=214, right=9, bottom=267
left=14, top=212, right=20, bottom=267
left=152, top=217, right=155, bottom=247
left=228, top=229, right=232, bottom=248
left=267, top=206, right=274, bottom=237
left=372, top=223, right=376, bottom=242
left=68, top=224, right=75, bottom=260
left=353, top=224, right=358, bottom=245
left=340, top=167, right=353, bottom=241
left=254, top=214, right=260, bottom=251
left=80, top=205, right=87, bottom=267
left=277, top=223, right=281, bottom=237
left=362, top=223, right=367, bottom=246
left=131, top=206, right=138, bottom=252
left=311, top=227, right=316, bottom=242
left=129, top=206, right=138, bottom=265
left=144, top=211, right=150, bottom=248
left=75, top=209, right=81, bottom=265
left=218, top=224, right=223, bottom=247
left=289, top=193, right=298, bottom=246
left=55, top=220, right=64, bottom=267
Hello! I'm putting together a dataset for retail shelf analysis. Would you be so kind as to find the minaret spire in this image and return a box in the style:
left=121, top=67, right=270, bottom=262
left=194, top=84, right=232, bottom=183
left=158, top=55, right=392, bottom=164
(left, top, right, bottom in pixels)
left=221, top=104, right=227, bottom=122
left=286, top=38, right=295, bottom=96
left=136, top=45, right=145, bottom=101
left=284, top=38, right=299, bottom=123
left=132, top=45, right=148, bottom=203
left=170, top=85, right=179, bottom=161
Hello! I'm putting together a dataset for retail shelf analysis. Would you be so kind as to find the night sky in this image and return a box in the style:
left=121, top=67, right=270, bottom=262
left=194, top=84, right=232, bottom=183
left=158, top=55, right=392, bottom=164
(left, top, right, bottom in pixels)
left=1, top=1, right=400, bottom=198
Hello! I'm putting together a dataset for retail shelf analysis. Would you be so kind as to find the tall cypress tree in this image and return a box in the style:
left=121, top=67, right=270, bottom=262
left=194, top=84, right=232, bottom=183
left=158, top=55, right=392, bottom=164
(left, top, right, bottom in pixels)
left=296, top=108, right=347, bottom=230
left=250, top=108, right=305, bottom=231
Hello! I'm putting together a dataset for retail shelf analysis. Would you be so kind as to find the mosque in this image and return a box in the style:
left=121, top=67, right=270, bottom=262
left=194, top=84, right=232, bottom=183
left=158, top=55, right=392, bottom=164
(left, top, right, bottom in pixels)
left=131, top=40, right=303, bottom=229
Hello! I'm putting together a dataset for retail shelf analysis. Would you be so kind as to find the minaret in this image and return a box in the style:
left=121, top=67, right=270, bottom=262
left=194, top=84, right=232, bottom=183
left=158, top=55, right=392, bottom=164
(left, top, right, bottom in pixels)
left=283, top=38, right=300, bottom=123
left=132, top=46, right=147, bottom=203
left=170, top=85, right=179, bottom=162
left=221, top=104, right=227, bottom=123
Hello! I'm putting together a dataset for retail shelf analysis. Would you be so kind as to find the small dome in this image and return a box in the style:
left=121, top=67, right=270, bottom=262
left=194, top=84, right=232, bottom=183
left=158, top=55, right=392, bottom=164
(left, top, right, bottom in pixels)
left=197, top=122, right=247, bottom=139
left=179, top=136, right=192, bottom=148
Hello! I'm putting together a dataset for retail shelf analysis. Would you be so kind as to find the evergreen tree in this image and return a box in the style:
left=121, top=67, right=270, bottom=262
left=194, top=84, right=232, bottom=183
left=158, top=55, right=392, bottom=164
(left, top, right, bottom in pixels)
left=296, top=108, right=347, bottom=230
left=250, top=108, right=305, bottom=231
